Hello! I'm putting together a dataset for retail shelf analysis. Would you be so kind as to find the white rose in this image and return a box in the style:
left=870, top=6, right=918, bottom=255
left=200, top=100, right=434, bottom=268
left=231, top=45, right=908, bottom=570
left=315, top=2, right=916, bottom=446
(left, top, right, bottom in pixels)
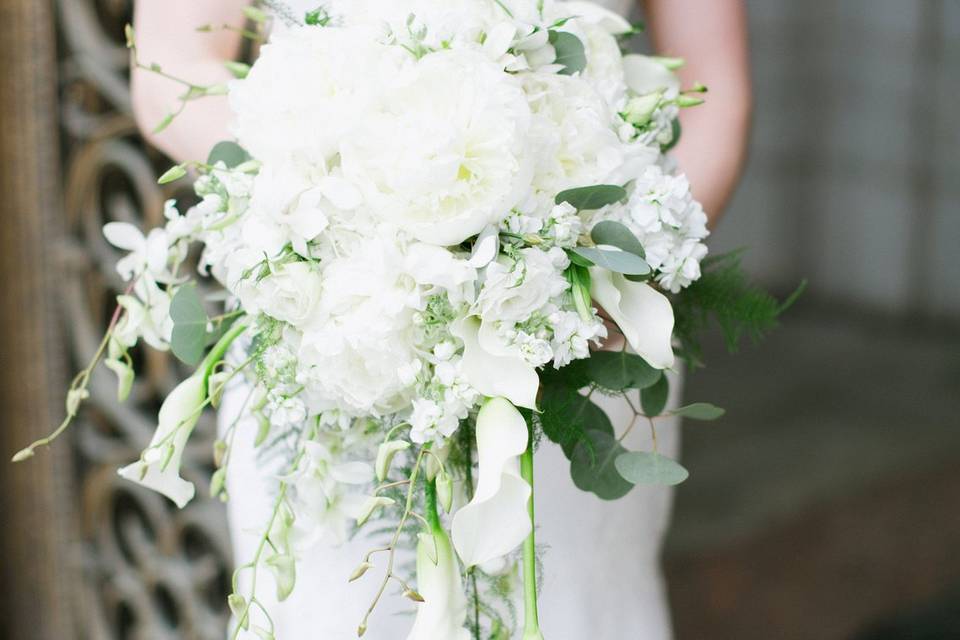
left=476, top=247, right=569, bottom=325
left=341, top=49, right=533, bottom=246
left=237, top=261, right=323, bottom=328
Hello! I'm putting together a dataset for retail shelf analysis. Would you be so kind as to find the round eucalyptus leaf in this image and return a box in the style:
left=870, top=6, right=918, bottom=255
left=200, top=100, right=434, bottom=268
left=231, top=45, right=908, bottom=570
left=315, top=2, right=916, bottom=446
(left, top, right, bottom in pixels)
left=571, top=430, right=635, bottom=500
left=590, top=220, right=646, bottom=259
left=586, top=351, right=661, bottom=391
left=672, top=403, right=726, bottom=421
left=573, top=247, right=650, bottom=276
left=615, top=451, right=689, bottom=486
left=555, top=184, right=627, bottom=210
left=640, top=374, right=669, bottom=416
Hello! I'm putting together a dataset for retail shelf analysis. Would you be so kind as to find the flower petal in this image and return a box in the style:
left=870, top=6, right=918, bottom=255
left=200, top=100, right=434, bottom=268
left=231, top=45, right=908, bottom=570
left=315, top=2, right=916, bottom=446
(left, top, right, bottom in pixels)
left=452, top=317, right=538, bottom=410
left=564, top=0, right=634, bottom=34
left=623, top=54, right=681, bottom=96
left=451, top=398, right=532, bottom=568
left=590, top=267, right=675, bottom=369
left=103, top=222, right=145, bottom=252
left=407, top=528, right=471, bottom=640
left=118, top=375, right=206, bottom=508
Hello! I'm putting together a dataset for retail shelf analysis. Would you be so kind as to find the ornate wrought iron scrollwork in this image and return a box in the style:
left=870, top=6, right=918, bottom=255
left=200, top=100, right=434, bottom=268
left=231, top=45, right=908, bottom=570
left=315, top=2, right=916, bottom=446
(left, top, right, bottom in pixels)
left=57, top=1, right=232, bottom=637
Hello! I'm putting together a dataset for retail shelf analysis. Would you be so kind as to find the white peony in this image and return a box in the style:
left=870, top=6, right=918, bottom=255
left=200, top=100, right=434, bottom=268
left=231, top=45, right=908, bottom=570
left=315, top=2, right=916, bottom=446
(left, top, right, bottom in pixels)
left=523, top=73, right=626, bottom=194
left=341, top=49, right=533, bottom=246
left=229, top=25, right=409, bottom=167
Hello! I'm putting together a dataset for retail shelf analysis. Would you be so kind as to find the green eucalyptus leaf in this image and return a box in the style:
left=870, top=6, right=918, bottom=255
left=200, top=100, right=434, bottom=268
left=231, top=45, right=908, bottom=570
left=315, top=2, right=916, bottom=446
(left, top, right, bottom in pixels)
left=640, top=374, right=669, bottom=416
left=207, top=141, right=252, bottom=168
left=565, top=249, right=595, bottom=268
left=570, top=430, right=634, bottom=500
left=672, top=403, right=726, bottom=421
left=586, top=350, right=661, bottom=391
left=539, top=385, right=613, bottom=459
left=548, top=30, right=587, bottom=75
left=615, top=451, right=689, bottom=486
left=555, top=184, right=627, bottom=211
left=170, top=285, right=209, bottom=366
left=591, top=220, right=645, bottom=259
left=573, top=247, right=650, bottom=276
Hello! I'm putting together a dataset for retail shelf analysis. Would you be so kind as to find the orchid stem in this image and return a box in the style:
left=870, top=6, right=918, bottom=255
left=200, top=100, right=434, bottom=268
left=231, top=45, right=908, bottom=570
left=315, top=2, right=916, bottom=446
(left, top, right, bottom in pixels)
left=520, top=433, right=544, bottom=640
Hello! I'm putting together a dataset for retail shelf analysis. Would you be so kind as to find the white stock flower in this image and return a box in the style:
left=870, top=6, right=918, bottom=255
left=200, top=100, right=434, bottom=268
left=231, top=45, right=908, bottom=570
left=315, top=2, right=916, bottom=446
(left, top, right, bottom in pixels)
left=341, top=49, right=533, bottom=245
left=118, top=375, right=206, bottom=508
left=407, top=526, right=471, bottom=640
left=452, top=397, right=531, bottom=568
left=590, top=267, right=676, bottom=369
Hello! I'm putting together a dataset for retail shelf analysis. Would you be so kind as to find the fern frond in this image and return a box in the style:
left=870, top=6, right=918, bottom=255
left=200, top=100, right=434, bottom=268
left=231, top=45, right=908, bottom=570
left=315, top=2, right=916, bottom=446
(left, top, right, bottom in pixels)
left=671, top=250, right=805, bottom=367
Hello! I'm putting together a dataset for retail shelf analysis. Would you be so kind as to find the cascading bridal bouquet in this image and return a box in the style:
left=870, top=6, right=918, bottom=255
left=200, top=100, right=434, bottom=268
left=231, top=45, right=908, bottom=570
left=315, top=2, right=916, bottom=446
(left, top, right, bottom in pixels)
left=14, top=1, right=799, bottom=638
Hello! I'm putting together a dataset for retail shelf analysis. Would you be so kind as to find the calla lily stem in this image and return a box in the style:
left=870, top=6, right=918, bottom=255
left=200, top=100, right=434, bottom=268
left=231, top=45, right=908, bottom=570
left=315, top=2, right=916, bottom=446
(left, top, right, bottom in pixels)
left=520, top=435, right=544, bottom=640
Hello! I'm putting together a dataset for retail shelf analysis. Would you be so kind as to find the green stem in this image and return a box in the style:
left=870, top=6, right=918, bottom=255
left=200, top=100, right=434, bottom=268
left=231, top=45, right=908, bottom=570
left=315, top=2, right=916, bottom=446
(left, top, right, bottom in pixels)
left=520, top=435, right=544, bottom=640
left=424, top=477, right=441, bottom=532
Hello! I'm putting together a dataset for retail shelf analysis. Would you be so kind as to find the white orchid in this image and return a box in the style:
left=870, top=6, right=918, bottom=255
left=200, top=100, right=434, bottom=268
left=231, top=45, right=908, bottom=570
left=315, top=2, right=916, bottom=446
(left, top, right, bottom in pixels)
left=452, top=397, right=532, bottom=568
left=406, top=526, right=471, bottom=640
left=118, top=374, right=207, bottom=508
left=103, top=221, right=177, bottom=284
left=590, top=267, right=676, bottom=370
left=451, top=316, right=539, bottom=410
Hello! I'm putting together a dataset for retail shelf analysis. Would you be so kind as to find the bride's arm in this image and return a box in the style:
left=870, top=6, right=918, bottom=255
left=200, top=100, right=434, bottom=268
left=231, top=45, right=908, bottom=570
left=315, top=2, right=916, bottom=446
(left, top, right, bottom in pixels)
left=131, top=0, right=248, bottom=163
left=641, top=0, right=752, bottom=224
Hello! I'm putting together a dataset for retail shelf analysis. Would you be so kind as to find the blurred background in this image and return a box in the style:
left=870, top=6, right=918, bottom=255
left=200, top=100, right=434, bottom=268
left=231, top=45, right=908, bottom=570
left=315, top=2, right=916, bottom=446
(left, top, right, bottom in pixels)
left=0, top=1, right=957, bottom=639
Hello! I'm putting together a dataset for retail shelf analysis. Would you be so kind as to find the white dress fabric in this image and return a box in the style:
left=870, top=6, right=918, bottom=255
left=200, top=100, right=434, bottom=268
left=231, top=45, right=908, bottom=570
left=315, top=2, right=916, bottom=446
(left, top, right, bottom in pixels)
left=223, top=1, right=678, bottom=638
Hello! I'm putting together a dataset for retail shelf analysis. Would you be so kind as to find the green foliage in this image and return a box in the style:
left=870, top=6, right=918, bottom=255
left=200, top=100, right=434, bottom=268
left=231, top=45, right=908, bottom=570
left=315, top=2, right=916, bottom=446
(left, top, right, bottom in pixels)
left=555, top=184, right=626, bottom=210
left=585, top=351, right=661, bottom=391
left=640, top=374, right=669, bottom=416
left=208, top=140, right=252, bottom=168
left=591, top=220, right=646, bottom=258
left=615, top=451, right=688, bottom=486
left=570, top=430, right=634, bottom=500
left=548, top=30, right=586, bottom=75
left=538, top=385, right=613, bottom=458
left=572, top=246, right=650, bottom=275
left=671, top=250, right=805, bottom=367
left=170, top=285, right=209, bottom=366
left=672, top=403, right=725, bottom=421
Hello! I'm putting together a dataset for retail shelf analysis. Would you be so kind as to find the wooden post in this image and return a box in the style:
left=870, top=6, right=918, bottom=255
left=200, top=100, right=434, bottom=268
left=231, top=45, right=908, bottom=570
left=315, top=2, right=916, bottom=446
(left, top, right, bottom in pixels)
left=0, top=0, right=77, bottom=637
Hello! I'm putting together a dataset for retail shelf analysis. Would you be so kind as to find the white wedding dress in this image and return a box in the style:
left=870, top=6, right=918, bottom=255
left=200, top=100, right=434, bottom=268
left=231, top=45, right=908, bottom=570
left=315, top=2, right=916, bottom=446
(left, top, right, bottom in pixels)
left=223, top=1, right=679, bottom=638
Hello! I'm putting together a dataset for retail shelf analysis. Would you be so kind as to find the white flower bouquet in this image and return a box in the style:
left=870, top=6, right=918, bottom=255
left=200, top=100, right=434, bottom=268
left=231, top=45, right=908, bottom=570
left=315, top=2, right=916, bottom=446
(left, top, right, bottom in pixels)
left=14, top=2, right=798, bottom=638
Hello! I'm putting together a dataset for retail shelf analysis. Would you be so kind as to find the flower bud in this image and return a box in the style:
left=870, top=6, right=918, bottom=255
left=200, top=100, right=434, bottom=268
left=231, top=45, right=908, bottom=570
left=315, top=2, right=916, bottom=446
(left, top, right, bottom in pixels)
left=436, top=472, right=454, bottom=514
left=623, top=93, right=662, bottom=127
left=349, top=561, right=373, bottom=582
left=375, top=440, right=410, bottom=481
left=403, top=588, right=425, bottom=603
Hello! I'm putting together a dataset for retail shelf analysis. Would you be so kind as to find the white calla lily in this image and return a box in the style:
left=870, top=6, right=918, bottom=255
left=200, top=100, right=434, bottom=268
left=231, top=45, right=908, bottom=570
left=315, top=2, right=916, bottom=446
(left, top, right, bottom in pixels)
left=118, top=374, right=207, bottom=508
left=590, top=267, right=676, bottom=369
left=452, top=398, right=532, bottom=568
left=407, top=527, right=471, bottom=640
left=451, top=317, right=538, bottom=410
